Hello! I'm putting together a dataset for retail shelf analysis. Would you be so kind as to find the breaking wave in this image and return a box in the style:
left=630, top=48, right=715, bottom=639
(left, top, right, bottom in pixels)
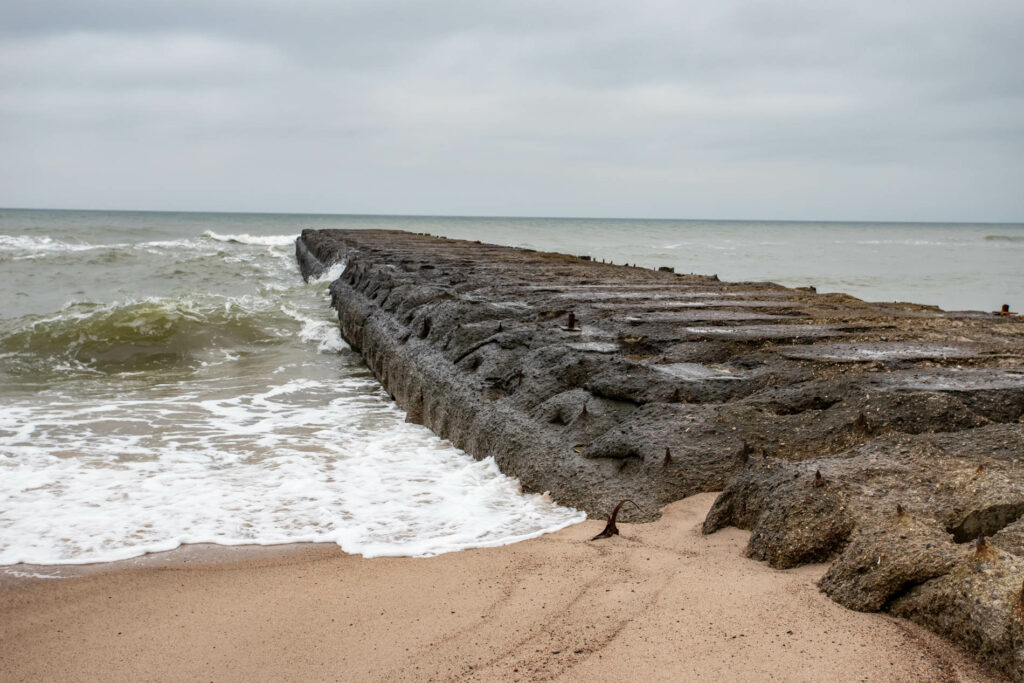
left=0, top=234, right=124, bottom=261
left=203, top=231, right=296, bottom=246
left=0, top=295, right=299, bottom=374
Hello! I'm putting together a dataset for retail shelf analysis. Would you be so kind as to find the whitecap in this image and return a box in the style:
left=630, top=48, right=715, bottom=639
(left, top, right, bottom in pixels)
left=280, top=305, right=350, bottom=353
left=203, top=231, right=296, bottom=247
left=0, top=234, right=124, bottom=257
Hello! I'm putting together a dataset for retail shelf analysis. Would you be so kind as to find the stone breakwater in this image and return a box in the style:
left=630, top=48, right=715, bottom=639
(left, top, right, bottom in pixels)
left=298, top=228, right=1024, bottom=679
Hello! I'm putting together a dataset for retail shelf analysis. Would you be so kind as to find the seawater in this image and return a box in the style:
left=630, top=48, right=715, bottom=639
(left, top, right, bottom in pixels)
left=0, top=209, right=586, bottom=566
left=1, top=209, right=1022, bottom=567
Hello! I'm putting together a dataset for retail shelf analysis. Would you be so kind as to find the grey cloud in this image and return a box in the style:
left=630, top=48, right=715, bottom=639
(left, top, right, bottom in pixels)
left=0, top=0, right=1021, bottom=220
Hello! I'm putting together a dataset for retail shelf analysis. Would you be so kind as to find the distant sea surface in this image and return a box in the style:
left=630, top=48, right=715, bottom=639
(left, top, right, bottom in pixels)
left=2, top=209, right=1022, bottom=568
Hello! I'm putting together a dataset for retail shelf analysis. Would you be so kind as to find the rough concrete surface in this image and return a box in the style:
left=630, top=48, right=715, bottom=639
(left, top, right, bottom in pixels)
left=297, top=228, right=1024, bottom=679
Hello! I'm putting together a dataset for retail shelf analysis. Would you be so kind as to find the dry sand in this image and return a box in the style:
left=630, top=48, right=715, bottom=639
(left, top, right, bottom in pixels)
left=0, top=493, right=1004, bottom=682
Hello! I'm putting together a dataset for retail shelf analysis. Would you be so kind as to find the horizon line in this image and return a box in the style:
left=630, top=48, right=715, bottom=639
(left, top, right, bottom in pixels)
left=1, top=205, right=1022, bottom=227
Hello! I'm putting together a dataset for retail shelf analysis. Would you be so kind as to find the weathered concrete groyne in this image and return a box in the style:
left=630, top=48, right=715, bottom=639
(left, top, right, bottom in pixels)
left=298, top=228, right=1024, bottom=679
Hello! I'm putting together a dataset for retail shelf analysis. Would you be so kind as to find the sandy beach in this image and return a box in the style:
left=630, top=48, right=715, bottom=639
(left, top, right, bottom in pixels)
left=0, top=493, right=1003, bottom=682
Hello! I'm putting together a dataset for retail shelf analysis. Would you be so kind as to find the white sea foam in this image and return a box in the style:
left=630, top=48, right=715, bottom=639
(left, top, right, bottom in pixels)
left=848, top=239, right=954, bottom=246
left=281, top=305, right=349, bottom=353
left=203, top=231, right=296, bottom=247
left=0, top=234, right=123, bottom=257
left=0, top=376, right=584, bottom=565
left=2, top=568, right=65, bottom=580
left=315, top=260, right=348, bottom=283
left=134, top=237, right=210, bottom=254
left=0, top=233, right=220, bottom=261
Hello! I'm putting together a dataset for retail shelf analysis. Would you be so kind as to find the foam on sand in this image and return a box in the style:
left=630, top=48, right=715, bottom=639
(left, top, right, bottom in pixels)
left=0, top=377, right=584, bottom=565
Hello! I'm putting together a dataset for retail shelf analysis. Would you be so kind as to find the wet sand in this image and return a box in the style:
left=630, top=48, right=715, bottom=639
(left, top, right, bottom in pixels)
left=0, top=494, right=1003, bottom=682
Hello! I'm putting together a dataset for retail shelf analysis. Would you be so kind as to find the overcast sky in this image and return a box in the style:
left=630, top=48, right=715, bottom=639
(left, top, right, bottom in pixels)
left=1, top=0, right=1022, bottom=221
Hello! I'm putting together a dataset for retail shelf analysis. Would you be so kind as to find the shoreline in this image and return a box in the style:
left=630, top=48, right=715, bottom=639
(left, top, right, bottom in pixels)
left=295, top=228, right=1024, bottom=677
left=0, top=542, right=341, bottom=588
left=0, top=494, right=1003, bottom=681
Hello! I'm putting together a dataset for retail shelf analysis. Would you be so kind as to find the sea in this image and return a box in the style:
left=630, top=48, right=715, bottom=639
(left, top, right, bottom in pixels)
left=2, top=209, right=1022, bottom=569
